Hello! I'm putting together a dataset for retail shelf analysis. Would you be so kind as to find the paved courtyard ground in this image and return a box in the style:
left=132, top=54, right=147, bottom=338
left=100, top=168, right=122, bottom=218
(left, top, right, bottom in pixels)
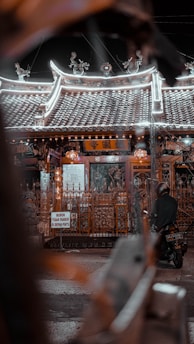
left=39, top=245, right=194, bottom=343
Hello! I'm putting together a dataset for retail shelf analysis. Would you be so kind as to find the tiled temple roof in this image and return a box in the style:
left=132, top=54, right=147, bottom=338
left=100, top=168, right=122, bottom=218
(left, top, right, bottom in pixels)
left=1, top=61, right=194, bottom=137
left=46, top=87, right=152, bottom=132
left=0, top=90, right=50, bottom=130
left=161, top=88, right=194, bottom=129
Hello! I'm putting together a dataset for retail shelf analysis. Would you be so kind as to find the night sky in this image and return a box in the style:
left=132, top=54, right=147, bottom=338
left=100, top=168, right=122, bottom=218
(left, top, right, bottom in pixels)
left=153, top=2, right=194, bottom=60
left=20, top=34, right=128, bottom=81
left=1, top=1, right=193, bottom=81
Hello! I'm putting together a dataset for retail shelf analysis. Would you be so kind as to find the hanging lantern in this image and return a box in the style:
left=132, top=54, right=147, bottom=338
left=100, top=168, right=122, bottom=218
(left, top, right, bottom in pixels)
left=134, top=148, right=147, bottom=161
left=65, top=150, right=79, bottom=162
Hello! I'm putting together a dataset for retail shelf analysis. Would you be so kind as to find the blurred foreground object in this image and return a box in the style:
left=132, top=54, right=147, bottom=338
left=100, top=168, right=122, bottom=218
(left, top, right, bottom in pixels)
left=0, top=110, right=50, bottom=343
left=0, top=0, right=184, bottom=85
left=0, top=0, right=188, bottom=341
left=70, top=235, right=190, bottom=344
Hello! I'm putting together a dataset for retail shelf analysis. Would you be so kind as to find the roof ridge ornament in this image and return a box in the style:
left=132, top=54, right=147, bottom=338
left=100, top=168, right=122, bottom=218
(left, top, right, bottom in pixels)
left=15, top=62, right=31, bottom=81
left=122, top=50, right=143, bottom=74
left=185, top=61, right=194, bottom=75
left=100, top=62, right=113, bottom=76
left=69, top=51, right=90, bottom=75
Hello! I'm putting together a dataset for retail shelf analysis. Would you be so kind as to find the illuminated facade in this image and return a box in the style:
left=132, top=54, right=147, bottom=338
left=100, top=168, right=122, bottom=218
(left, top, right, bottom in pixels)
left=1, top=60, right=194, bottom=240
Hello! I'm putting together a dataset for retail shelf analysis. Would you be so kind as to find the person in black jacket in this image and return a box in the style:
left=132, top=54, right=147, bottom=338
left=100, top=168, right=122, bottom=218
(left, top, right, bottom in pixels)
left=151, top=182, right=178, bottom=230
left=151, top=182, right=178, bottom=259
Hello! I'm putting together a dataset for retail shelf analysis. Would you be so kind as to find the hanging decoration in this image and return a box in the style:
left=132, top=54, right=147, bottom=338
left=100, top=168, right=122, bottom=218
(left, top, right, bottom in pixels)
left=65, top=150, right=79, bottom=162
left=134, top=148, right=147, bottom=162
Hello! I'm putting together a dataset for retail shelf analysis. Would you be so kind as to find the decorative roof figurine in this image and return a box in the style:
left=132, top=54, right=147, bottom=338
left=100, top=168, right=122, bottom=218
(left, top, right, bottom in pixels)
left=185, top=61, right=194, bottom=74
left=123, top=50, right=143, bottom=74
left=100, top=62, right=113, bottom=76
left=69, top=51, right=90, bottom=75
left=15, top=62, right=31, bottom=81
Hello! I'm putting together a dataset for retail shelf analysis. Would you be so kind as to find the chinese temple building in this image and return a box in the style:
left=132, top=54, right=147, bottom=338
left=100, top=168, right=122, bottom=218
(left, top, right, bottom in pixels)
left=1, top=55, right=194, bottom=246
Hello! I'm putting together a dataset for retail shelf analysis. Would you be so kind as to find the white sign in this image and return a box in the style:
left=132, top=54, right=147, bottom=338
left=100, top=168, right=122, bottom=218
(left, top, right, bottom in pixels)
left=40, top=171, right=50, bottom=191
left=51, top=212, right=70, bottom=228
left=63, top=164, right=85, bottom=191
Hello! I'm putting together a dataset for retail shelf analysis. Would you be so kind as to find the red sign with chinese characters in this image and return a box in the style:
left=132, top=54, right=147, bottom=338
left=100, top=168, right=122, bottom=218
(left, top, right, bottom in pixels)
left=84, top=139, right=129, bottom=152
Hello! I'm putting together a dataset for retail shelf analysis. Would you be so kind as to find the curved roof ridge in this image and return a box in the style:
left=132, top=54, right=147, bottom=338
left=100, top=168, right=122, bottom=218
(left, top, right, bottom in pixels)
left=60, top=81, right=152, bottom=92
left=173, top=72, right=194, bottom=88
left=176, top=73, right=194, bottom=81
left=38, top=75, right=62, bottom=126
left=0, top=75, right=54, bottom=92
left=0, top=75, right=52, bottom=85
left=50, top=60, right=156, bottom=86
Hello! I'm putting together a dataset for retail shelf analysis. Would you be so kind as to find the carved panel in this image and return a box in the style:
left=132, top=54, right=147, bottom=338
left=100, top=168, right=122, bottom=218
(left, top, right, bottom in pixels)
left=78, top=207, right=91, bottom=234
left=131, top=168, right=152, bottom=232
left=92, top=206, right=115, bottom=232
left=115, top=204, right=129, bottom=234
left=90, top=162, right=126, bottom=193
left=174, top=164, right=194, bottom=230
